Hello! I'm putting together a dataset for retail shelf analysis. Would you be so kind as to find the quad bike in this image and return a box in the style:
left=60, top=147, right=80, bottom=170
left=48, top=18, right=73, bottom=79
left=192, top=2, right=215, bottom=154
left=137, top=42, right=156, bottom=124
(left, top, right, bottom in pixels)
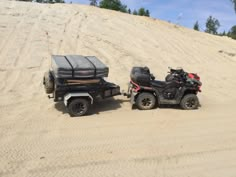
left=126, top=67, right=202, bottom=110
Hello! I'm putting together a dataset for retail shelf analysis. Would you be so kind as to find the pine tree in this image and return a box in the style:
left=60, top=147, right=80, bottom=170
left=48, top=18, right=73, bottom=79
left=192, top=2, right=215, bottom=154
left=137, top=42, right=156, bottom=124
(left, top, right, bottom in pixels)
left=145, top=10, right=150, bottom=17
left=89, top=0, right=97, bottom=6
left=229, top=25, right=236, bottom=39
left=193, top=21, right=200, bottom=31
left=128, top=8, right=131, bottom=14
left=205, top=16, right=220, bottom=35
left=99, top=0, right=127, bottom=12
left=232, top=0, right=236, bottom=13
left=138, top=8, right=146, bottom=16
left=133, top=9, right=138, bottom=15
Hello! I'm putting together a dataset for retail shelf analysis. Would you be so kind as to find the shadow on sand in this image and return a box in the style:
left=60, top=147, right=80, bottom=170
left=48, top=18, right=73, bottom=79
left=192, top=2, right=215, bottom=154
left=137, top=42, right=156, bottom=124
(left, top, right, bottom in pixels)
left=54, top=98, right=128, bottom=117
left=132, top=103, right=201, bottom=110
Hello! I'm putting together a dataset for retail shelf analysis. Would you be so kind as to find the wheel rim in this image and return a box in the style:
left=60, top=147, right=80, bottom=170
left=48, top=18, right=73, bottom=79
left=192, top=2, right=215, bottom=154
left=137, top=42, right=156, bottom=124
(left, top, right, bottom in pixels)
left=141, top=98, right=152, bottom=108
left=185, top=98, right=197, bottom=108
left=72, top=102, right=86, bottom=115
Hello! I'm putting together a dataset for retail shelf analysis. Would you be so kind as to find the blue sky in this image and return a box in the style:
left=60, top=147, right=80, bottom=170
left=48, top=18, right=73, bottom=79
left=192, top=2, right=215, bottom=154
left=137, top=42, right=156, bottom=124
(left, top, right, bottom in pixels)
left=65, top=0, right=236, bottom=32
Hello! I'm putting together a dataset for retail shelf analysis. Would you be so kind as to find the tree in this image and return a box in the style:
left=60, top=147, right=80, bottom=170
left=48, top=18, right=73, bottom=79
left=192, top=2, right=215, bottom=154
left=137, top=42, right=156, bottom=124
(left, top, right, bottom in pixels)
left=231, top=0, right=236, bottom=13
left=138, top=8, right=146, bottom=16
left=133, top=9, right=138, bottom=15
left=193, top=21, right=200, bottom=31
left=128, top=8, right=131, bottom=14
left=229, top=25, right=236, bottom=39
left=89, top=0, right=97, bottom=6
left=145, top=9, right=150, bottom=17
left=55, top=0, right=65, bottom=3
left=222, top=31, right=226, bottom=36
left=99, top=0, right=127, bottom=12
left=205, top=16, right=220, bottom=35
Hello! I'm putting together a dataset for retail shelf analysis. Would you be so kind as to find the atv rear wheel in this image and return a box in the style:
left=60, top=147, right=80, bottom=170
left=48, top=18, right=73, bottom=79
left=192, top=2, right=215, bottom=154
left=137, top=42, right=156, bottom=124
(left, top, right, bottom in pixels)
left=180, top=94, right=199, bottom=110
left=136, top=92, right=156, bottom=110
left=68, top=98, right=90, bottom=117
left=44, top=71, right=54, bottom=94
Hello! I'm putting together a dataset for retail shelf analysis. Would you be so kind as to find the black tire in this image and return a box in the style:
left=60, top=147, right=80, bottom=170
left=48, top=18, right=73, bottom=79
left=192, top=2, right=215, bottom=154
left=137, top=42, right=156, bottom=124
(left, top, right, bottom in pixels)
left=180, top=94, right=199, bottom=110
left=136, top=92, right=156, bottom=110
left=68, top=98, right=90, bottom=117
left=44, top=71, right=54, bottom=94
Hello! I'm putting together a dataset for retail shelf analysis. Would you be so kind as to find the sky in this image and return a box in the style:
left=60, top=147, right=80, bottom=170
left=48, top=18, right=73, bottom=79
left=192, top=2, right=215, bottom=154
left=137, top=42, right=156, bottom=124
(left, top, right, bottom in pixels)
left=65, top=0, right=236, bottom=32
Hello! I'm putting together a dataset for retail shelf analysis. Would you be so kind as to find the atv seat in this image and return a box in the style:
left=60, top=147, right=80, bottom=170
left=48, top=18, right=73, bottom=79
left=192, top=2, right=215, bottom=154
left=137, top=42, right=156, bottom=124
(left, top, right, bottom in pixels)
left=151, top=80, right=180, bottom=88
left=170, top=68, right=184, bottom=74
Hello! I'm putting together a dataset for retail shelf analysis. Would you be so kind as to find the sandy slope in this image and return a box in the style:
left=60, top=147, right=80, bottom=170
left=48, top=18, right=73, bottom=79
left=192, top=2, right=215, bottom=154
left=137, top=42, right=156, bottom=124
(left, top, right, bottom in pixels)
left=1, top=1, right=236, bottom=176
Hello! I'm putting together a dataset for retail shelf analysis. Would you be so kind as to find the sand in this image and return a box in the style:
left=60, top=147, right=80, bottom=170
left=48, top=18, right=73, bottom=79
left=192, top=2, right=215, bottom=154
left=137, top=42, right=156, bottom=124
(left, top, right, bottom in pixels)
left=0, top=0, right=236, bottom=176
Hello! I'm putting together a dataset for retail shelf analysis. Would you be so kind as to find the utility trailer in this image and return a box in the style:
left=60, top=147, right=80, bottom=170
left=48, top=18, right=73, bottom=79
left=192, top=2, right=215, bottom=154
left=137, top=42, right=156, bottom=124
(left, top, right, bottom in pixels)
left=43, top=55, right=121, bottom=116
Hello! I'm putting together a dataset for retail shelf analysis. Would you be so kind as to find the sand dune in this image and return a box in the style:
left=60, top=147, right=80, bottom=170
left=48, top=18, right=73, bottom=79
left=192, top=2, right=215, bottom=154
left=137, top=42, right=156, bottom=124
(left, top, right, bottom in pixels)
left=1, top=0, right=236, bottom=176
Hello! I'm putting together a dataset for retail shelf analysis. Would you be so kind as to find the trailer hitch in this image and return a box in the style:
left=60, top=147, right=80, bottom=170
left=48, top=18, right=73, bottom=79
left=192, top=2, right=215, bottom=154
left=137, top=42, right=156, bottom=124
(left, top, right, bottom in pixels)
left=48, top=94, right=54, bottom=99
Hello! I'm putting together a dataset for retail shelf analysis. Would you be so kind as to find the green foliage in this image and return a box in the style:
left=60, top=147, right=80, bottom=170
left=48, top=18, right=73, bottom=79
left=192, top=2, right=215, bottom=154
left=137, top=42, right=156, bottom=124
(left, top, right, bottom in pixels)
left=93, top=0, right=150, bottom=16
left=89, top=0, right=97, bottom=6
left=229, top=25, right=236, bottom=39
left=205, top=16, right=220, bottom=35
left=193, top=21, right=200, bottom=31
left=222, top=31, right=226, bottom=36
left=133, top=9, right=138, bottom=15
left=137, top=8, right=150, bottom=17
left=145, top=10, right=150, bottom=17
left=138, top=8, right=146, bottom=16
left=55, top=0, right=64, bottom=2
left=232, top=0, right=236, bottom=13
left=128, top=9, right=131, bottom=14
left=99, top=0, right=127, bottom=12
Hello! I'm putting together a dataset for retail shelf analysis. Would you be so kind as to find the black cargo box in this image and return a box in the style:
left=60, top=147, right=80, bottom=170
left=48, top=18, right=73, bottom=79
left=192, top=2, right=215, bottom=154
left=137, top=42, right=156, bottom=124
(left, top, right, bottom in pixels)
left=130, top=67, right=151, bottom=86
left=51, top=55, right=109, bottom=79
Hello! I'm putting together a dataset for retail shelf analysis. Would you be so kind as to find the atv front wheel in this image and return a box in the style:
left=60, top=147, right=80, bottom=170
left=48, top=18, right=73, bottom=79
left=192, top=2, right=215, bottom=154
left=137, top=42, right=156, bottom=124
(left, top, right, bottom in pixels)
left=68, top=98, right=90, bottom=117
left=180, top=94, right=199, bottom=110
left=136, top=92, right=156, bottom=110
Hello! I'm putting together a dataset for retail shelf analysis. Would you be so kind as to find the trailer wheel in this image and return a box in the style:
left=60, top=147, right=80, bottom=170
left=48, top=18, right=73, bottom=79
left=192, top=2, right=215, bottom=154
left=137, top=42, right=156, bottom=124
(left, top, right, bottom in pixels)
left=180, top=94, right=199, bottom=110
left=44, top=71, right=54, bottom=94
left=68, top=98, right=90, bottom=117
left=136, top=92, right=156, bottom=110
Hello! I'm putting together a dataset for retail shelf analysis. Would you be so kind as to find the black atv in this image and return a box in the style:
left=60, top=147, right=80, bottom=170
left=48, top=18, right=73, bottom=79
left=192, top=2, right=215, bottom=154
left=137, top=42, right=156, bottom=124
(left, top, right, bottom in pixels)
left=43, top=55, right=121, bottom=117
left=127, top=67, right=202, bottom=110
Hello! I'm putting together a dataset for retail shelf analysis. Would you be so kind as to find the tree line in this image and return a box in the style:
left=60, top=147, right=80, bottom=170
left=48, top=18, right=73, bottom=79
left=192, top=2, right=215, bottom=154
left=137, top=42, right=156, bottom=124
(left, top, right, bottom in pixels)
left=89, top=0, right=150, bottom=17
left=193, top=16, right=236, bottom=40
left=193, top=0, right=236, bottom=40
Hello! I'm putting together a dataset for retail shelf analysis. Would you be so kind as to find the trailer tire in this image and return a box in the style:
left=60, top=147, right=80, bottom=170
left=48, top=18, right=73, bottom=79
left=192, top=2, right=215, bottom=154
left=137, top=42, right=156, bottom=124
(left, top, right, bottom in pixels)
left=44, top=71, right=54, bottom=94
left=68, top=98, right=90, bottom=117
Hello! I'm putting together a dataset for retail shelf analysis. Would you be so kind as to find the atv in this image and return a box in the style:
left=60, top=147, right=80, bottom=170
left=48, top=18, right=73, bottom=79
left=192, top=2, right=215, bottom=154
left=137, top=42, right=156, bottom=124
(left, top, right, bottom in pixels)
left=127, top=67, right=202, bottom=110
left=43, top=55, right=121, bottom=117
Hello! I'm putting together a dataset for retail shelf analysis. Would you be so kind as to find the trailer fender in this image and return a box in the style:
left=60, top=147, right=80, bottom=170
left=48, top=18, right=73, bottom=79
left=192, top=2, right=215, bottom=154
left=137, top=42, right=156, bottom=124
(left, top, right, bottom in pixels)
left=64, top=93, right=93, bottom=106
